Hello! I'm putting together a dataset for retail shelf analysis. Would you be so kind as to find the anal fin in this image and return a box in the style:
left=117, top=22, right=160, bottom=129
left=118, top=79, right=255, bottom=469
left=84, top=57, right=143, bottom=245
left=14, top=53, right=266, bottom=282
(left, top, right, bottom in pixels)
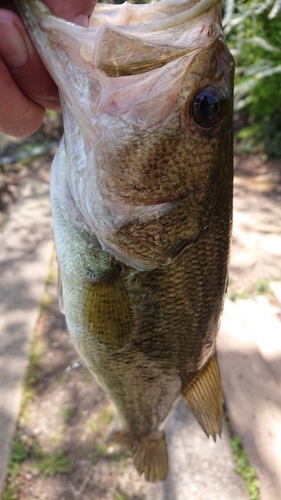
left=108, top=430, right=168, bottom=482
left=182, top=352, right=223, bottom=440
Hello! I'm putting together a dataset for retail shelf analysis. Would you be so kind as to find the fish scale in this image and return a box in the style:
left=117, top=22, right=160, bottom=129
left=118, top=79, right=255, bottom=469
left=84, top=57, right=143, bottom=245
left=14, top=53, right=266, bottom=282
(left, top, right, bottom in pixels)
left=15, top=0, right=234, bottom=481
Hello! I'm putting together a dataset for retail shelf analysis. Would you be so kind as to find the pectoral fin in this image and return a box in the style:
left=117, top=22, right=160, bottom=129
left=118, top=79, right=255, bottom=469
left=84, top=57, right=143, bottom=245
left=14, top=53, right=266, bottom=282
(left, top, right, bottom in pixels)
left=182, top=353, right=223, bottom=440
left=84, top=267, right=131, bottom=350
left=108, top=430, right=168, bottom=482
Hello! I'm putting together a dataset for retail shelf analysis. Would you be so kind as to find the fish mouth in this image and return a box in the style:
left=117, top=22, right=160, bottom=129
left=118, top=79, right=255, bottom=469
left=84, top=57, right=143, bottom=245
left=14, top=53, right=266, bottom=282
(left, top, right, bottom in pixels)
left=18, top=0, right=222, bottom=78
left=42, top=0, right=222, bottom=30
left=91, top=0, right=221, bottom=29
left=31, top=0, right=221, bottom=28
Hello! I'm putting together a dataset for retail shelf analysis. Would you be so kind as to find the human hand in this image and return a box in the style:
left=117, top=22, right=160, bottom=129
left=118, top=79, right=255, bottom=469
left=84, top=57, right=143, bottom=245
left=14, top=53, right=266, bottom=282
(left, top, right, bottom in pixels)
left=0, top=0, right=96, bottom=137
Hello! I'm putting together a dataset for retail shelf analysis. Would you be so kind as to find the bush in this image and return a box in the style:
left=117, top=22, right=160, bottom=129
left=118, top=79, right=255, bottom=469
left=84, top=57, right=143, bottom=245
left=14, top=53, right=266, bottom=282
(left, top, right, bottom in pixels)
left=223, top=0, right=281, bottom=156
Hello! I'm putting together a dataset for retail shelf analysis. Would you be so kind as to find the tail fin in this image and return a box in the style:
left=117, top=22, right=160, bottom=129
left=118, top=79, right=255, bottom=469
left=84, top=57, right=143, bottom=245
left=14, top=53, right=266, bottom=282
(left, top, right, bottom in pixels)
left=108, top=430, right=168, bottom=482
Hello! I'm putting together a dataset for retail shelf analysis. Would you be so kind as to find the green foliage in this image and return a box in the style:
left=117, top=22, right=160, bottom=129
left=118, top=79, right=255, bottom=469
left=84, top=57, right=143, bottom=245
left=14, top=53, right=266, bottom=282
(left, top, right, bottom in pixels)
left=60, top=405, right=76, bottom=422
left=228, top=288, right=250, bottom=301
left=3, top=439, right=72, bottom=499
left=252, top=278, right=271, bottom=295
left=231, top=436, right=259, bottom=500
left=34, top=450, right=73, bottom=475
left=114, top=493, right=129, bottom=500
left=98, top=403, right=116, bottom=425
left=3, top=437, right=34, bottom=500
left=228, top=278, right=273, bottom=301
left=88, top=442, right=109, bottom=464
left=10, top=437, right=30, bottom=463
left=223, top=0, right=281, bottom=156
left=88, top=442, right=127, bottom=465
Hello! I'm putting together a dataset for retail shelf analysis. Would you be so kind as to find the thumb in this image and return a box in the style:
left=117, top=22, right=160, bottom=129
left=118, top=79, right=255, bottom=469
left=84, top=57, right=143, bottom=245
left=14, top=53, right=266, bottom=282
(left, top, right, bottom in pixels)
left=44, top=0, right=97, bottom=23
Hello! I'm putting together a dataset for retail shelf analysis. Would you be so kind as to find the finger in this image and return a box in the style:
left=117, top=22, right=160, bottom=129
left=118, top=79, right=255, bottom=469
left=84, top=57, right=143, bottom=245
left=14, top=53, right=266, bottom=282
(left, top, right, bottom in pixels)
left=0, top=10, right=60, bottom=110
left=45, top=0, right=97, bottom=22
left=0, top=56, right=45, bottom=137
left=0, top=9, right=59, bottom=136
left=0, top=1, right=97, bottom=137
left=0, top=1, right=97, bottom=20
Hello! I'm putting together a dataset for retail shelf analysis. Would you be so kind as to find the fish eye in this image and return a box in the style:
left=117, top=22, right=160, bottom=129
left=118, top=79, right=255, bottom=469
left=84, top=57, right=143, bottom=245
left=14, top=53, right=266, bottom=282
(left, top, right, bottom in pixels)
left=192, top=87, right=227, bottom=128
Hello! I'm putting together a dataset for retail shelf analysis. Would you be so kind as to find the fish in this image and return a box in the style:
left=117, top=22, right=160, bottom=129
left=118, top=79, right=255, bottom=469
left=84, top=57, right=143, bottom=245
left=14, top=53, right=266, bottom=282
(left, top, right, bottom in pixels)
left=15, top=0, right=234, bottom=482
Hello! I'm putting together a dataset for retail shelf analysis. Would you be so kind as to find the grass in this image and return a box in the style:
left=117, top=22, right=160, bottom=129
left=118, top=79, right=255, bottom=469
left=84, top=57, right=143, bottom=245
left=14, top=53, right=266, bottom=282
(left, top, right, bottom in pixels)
left=10, top=438, right=30, bottom=463
left=55, top=370, right=71, bottom=384
left=2, top=434, right=73, bottom=500
left=98, top=403, right=116, bottom=425
left=2, top=479, right=18, bottom=500
left=88, top=442, right=112, bottom=464
left=39, top=291, right=52, bottom=315
left=88, top=442, right=126, bottom=465
left=45, top=251, right=57, bottom=286
left=20, top=334, right=45, bottom=424
left=86, top=417, right=98, bottom=432
left=231, top=436, right=259, bottom=500
left=34, top=450, right=72, bottom=476
left=47, top=430, right=65, bottom=445
left=228, top=278, right=273, bottom=302
left=60, top=405, right=76, bottom=423
left=86, top=402, right=116, bottom=433
left=114, top=493, right=129, bottom=500
left=7, top=437, right=31, bottom=482
left=228, top=288, right=250, bottom=301
left=2, top=437, right=33, bottom=500
left=252, top=279, right=272, bottom=296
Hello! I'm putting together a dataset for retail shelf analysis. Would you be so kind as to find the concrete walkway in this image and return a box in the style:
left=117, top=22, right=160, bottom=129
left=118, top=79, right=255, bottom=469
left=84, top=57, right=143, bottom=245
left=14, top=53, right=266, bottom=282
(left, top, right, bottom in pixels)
left=0, top=159, right=281, bottom=498
left=157, top=402, right=249, bottom=499
left=218, top=295, right=281, bottom=500
left=0, top=175, right=53, bottom=491
left=218, top=168, right=281, bottom=500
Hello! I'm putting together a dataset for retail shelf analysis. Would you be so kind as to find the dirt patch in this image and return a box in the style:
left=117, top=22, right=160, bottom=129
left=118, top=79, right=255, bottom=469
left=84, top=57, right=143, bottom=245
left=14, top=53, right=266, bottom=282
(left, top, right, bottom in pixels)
left=0, top=112, right=62, bottom=228
left=227, top=155, right=281, bottom=298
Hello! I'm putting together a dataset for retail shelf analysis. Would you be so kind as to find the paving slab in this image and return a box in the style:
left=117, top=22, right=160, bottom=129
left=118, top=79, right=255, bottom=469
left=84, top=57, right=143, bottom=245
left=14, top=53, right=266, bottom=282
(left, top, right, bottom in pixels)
left=217, top=160, right=281, bottom=500
left=0, top=177, right=53, bottom=493
left=270, top=281, right=281, bottom=306
left=158, top=400, right=249, bottom=500
left=218, top=298, right=281, bottom=500
left=230, top=169, right=281, bottom=290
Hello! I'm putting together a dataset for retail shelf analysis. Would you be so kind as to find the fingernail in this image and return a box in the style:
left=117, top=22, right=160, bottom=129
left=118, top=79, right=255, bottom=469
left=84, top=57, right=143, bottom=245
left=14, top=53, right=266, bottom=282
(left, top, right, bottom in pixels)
left=0, top=18, right=29, bottom=69
left=73, top=14, right=90, bottom=27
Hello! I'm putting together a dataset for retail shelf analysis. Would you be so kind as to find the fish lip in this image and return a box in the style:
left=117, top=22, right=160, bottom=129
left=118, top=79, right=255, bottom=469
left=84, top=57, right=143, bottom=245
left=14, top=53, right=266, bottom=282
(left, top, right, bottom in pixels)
left=16, top=0, right=224, bottom=87
left=32, top=0, right=223, bottom=40
left=93, top=0, right=222, bottom=32
left=29, top=0, right=222, bottom=29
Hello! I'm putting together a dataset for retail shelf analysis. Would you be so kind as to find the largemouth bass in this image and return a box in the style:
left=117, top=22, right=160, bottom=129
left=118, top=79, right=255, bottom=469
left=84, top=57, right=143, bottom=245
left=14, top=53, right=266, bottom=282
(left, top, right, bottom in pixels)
left=15, top=0, right=234, bottom=481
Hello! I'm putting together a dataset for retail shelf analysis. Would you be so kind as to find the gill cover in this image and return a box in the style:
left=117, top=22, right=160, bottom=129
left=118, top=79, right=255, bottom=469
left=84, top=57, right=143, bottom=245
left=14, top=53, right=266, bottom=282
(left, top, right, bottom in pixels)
left=15, top=0, right=233, bottom=271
